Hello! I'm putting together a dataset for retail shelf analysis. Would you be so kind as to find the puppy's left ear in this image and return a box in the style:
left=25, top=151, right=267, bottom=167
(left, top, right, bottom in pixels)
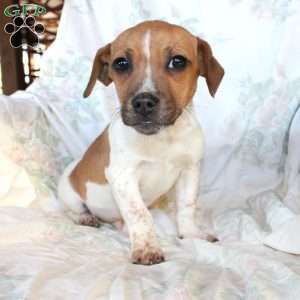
left=197, top=37, right=224, bottom=97
left=83, top=43, right=112, bottom=98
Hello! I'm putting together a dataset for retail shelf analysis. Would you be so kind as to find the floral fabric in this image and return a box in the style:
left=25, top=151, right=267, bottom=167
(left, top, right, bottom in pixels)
left=0, top=0, right=300, bottom=298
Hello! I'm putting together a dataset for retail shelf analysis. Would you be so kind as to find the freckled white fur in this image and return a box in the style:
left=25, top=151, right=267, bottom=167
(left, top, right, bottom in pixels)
left=58, top=106, right=206, bottom=258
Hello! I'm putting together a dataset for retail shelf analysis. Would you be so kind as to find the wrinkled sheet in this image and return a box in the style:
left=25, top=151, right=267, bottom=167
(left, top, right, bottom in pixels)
left=0, top=0, right=300, bottom=299
left=1, top=207, right=300, bottom=300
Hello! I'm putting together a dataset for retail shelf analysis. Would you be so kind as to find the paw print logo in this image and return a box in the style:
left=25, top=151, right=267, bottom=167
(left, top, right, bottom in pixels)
left=4, top=15, right=44, bottom=48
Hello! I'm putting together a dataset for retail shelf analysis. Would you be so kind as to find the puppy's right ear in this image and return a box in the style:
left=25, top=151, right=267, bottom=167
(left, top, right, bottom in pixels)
left=83, top=43, right=112, bottom=98
left=197, top=38, right=224, bottom=98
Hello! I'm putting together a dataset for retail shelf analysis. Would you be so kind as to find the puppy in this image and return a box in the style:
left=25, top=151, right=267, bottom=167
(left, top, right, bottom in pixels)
left=58, top=20, right=224, bottom=265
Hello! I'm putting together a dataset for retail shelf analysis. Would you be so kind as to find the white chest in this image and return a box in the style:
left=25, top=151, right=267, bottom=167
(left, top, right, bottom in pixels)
left=83, top=109, right=203, bottom=222
left=107, top=109, right=204, bottom=205
left=136, top=160, right=181, bottom=204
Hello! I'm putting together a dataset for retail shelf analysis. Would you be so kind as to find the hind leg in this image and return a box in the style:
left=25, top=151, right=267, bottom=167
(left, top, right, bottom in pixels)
left=58, top=161, right=102, bottom=228
left=66, top=208, right=103, bottom=228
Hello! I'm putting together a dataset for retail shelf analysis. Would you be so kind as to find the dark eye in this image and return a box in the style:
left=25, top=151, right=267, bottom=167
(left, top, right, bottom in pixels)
left=112, top=57, right=130, bottom=72
left=167, top=55, right=187, bottom=70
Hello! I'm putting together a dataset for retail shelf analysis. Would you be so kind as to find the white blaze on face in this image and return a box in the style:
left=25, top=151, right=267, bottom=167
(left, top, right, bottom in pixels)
left=141, top=30, right=155, bottom=92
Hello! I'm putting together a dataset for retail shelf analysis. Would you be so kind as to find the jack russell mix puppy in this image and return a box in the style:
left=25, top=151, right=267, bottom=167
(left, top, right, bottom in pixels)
left=58, top=20, right=224, bottom=265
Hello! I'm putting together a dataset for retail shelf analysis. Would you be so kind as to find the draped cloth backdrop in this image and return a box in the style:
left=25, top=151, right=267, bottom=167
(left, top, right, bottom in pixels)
left=0, top=0, right=300, bottom=299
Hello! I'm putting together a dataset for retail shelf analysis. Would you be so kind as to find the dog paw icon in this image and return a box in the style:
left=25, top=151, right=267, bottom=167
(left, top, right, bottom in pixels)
left=4, top=16, right=44, bottom=48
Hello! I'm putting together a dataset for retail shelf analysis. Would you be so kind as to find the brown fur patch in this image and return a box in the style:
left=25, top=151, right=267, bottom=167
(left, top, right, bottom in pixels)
left=84, top=20, right=224, bottom=101
left=69, top=128, right=110, bottom=200
left=83, top=21, right=224, bottom=137
left=110, top=21, right=200, bottom=110
left=149, top=194, right=169, bottom=210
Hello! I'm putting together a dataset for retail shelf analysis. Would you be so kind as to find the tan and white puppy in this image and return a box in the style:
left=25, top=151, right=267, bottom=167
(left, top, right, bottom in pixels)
left=58, top=20, right=224, bottom=265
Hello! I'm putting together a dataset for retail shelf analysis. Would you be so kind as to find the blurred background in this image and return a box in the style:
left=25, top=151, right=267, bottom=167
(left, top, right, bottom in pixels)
left=0, top=0, right=63, bottom=95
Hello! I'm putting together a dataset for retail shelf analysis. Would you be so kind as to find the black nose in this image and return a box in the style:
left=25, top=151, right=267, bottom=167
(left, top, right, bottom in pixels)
left=132, top=93, right=159, bottom=116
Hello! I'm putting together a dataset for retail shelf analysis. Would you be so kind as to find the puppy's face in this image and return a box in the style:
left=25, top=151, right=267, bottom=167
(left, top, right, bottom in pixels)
left=84, top=21, right=224, bottom=135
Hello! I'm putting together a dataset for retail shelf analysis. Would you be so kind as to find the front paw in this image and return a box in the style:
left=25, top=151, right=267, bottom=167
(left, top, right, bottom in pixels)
left=180, top=232, right=218, bottom=242
left=179, top=227, right=218, bottom=242
left=132, top=245, right=165, bottom=265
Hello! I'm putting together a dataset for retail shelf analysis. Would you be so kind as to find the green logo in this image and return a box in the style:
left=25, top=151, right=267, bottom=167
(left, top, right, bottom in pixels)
left=4, top=4, right=46, bottom=17
left=3, top=4, right=46, bottom=48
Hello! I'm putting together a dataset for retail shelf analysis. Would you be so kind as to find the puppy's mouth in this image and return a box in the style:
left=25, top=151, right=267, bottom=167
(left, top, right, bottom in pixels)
left=120, top=92, right=182, bottom=135
left=121, top=110, right=181, bottom=135
left=133, top=120, right=161, bottom=135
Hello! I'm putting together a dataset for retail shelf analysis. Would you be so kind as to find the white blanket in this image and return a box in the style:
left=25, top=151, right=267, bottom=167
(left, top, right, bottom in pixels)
left=0, top=0, right=300, bottom=298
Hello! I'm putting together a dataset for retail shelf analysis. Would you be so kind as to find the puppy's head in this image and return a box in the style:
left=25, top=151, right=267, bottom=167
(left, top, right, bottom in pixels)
left=84, top=20, right=224, bottom=135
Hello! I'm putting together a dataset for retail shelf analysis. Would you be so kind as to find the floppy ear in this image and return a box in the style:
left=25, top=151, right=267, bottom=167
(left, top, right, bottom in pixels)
left=83, top=43, right=112, bottom=98
left=197, top=37, right=224, bottom=97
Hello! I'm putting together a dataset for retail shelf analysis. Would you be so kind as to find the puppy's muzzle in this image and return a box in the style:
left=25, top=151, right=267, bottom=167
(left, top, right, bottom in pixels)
left=122, top=92, right=171, bottom=135
left=131, top=92, right=159, bottom=117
